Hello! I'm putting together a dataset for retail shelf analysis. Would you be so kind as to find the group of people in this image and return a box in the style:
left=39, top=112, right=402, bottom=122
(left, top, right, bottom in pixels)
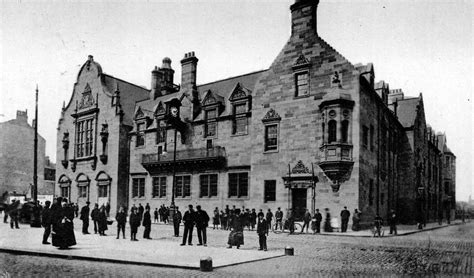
left=41, top=197, right=76, bottom=249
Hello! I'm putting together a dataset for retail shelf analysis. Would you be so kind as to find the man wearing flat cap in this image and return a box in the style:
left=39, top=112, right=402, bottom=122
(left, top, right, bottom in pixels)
left=80, top=201, right=91, bottom=234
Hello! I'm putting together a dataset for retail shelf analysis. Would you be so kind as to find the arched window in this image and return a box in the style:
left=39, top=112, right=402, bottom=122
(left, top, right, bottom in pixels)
left=76, top=173, right=90, bottom=199
left=328, top=120, right=337, bottom=143
left=58, top=175, right=71, bottom=200
left=341, top=120, right=349, bottom=143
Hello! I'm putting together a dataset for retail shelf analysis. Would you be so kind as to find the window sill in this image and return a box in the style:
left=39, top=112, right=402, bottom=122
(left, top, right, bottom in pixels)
left=199, top=196, right=219, bottom=199
left=230, top=133, right=248, bottom=137
left=132, top=197, right=146, bottom=199
left=227, top=197, right=250, bottom=200
left=135, top=145, right=146, bottom=149
left=151, top=197, right=167, bottom=199
left=293, top=94, right=310, bottom=100
left=263, top=149, right=279, bottom=154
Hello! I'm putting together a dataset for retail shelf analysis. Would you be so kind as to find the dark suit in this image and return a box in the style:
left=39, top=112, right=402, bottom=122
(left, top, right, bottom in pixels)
left=41, top=206, right=52, bottom=243
left=195, top=209, right=210, bottom=245
left=340, top=209, right=350, bottom=232
left=173, top=210, right=182, bottom=237
left=313, top=212, right=322, bottom=233
left=80, top=205, right=90, bottom=234
left=181, top=209, right=195, bottom=245
left=257, top=218, right=268, bottom=250
left=143, top=211, right=152, bottom=239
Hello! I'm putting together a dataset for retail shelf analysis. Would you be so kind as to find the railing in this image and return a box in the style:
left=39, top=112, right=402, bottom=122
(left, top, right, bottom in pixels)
left=142, top=146, right=226, bottom=164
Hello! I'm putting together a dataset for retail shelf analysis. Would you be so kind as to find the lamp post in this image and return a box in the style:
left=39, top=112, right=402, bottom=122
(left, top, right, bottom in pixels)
left=31, top=85, right=41, bottom=227
left=167, top=99, right=182, bottom=222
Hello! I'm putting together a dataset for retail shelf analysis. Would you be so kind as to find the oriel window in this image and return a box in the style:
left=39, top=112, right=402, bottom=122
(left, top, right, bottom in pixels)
left=328, top=120, right=337, bottom=143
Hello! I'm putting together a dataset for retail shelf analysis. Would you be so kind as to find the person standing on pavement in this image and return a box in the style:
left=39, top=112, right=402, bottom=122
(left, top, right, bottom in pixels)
left=265, top=209, right=273, bottom=231
left=142, top=207, right=152, bottom=239
left=250, top=208, right=257, bottom=231
left=302, top=209, right=311, bottom=233
left=227, top=208, right=244, bottom=249
left=8, top=200, right=20, bottom=229
left=98, top=205, right=108, bottom=236
left=212, top=207, right=220, bottom=230
left=220, top=210, right=227, bottom=230
left=173, top=206, right=182, bottom=237
left=79, top=202, right=90, bottom=234
left=312, top=208, right=322, bottom=234
left=138, top=203, right=144, bottom=223
left=324, top=208, right=333, bottom=232
left=41, top=200, right=52, bottom=244
left=352, top=209, right=361, bottom=231
left=195, top=205, right=210, bottom=246
left=105, top=202, right=111, bottom=218
left=256, top=213, right=268, bottom=251
left=154, top=208, right=159, bottom=223
left=388, top=209, right=397, bottom=235
left=129, top=207, right=140, bottom=241
left=340, top=206, right=350, bottom=233
left=181, top=205, right=196, bottom=246
left=115, top=206, right=127, bottom=239
left=91, top=203, right=100, bottom=234
left=275, top=207, right=283, bottom=231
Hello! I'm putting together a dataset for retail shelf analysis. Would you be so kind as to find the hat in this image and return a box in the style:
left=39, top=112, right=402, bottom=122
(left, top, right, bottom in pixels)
left=86, top=201, right=90, bottom=205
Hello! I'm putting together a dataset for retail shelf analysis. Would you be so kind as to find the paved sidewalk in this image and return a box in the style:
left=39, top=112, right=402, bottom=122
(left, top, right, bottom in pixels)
left=0, top=222, right=283, bottom=269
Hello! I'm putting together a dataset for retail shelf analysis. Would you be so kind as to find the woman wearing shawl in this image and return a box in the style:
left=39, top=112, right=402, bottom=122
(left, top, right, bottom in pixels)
left=227, top=208, right=244, bottom=249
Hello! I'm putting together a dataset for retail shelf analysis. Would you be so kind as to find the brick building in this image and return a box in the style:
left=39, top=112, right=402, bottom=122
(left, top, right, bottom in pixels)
left=125, top=0, right=455, bottom=225
left=55, top=55, right=149, bottom=210
left=0, top=110, right=49, bottom=197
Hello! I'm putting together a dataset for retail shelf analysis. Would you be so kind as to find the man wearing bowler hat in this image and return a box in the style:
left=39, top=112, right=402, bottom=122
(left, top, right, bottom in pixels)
left=80, top=201, right=91, bottom=234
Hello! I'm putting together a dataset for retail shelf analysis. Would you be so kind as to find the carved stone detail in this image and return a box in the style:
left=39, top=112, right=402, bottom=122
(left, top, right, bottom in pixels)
left=78, top=83, right=95, bottom=110
left=292, top=160, right=310, bottom=174
left=262, top=108, right=281, bottom=122
left=293, top=54, right=310, bottom=69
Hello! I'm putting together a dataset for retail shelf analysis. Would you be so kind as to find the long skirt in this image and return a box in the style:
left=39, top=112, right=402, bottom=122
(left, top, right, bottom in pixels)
left=52, top=222, right=77, bottom=248
left=227, top=230, right=244, bottom=246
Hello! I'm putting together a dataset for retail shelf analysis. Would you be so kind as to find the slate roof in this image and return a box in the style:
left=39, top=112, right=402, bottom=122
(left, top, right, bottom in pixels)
left=396, top=97, right=420, bottom=128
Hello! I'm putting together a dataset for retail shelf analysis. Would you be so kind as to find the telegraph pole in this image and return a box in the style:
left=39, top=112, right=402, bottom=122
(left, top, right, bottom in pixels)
left=31, top=84, right=41, bottom=227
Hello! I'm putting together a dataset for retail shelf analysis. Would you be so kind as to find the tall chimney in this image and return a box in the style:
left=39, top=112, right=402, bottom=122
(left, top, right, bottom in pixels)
left=150, top=66, right=163, bottom=100
left=290, top=0, right=320, bottom=36
left=181, top=51, right=198, bottom=92
left=160, top=57, right=175, bottom=94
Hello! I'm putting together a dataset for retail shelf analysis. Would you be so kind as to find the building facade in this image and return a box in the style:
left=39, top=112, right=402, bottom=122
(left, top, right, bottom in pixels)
left=0, top=110, right=48, bottom=196
left=55, top=55, right=149, bottom=211
left=124, top=0, right=455, bottom=224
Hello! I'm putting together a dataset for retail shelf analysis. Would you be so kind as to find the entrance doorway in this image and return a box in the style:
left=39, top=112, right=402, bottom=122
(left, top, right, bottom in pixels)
left=292, top=188, right=307, bottom=221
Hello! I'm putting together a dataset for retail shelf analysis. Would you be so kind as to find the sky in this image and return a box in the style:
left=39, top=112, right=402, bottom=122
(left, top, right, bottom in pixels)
left=0, top=0, right=472, bottom=201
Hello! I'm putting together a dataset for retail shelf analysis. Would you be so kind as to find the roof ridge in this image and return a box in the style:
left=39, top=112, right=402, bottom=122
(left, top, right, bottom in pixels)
left=197, top=69, right=267, bottom=88
left=103, top=73, right=150, bottom=92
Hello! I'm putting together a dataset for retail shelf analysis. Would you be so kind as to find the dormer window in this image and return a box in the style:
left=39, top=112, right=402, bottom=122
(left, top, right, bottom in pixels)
left=205, top=108, right=217, bottom=137
left=233, top=103, right=248, bottom=135
left=136, top=122, right=145, bottom=147
left=295, top=72, right=309, bottom=97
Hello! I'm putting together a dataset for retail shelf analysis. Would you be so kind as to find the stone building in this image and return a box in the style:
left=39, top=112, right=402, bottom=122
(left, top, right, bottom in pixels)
left=125, top=0, right=455, bottom=224
left=55, top=55, right=149, bottom=211
left=0, top=110, right=48, bottom=196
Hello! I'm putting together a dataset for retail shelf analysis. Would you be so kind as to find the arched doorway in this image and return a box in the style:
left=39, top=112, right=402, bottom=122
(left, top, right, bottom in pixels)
left=75, top=173, right=90, bottom=208
left=96, top=171, right=112, bottom=208
left=58, top=175, right=72, bottom=202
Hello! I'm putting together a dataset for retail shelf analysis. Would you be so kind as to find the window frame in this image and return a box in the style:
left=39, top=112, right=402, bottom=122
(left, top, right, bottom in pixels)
left=152, top=176, right=167, bottom=198
left=228, top=172, right=249, bottom=198
left=362, top=125, right=369, bottom=148
left=174, top=175, right=191, bottom=198
left=204, top=108, right=218, bottom=138
left=156, top=119, right=167, bottom=144
left=264, top=180, right=276, bottom=203
left=76, top=117, right=95, bottom=158
left=232, top=102, right=248, bottom=135
left=264, top=123, right=279, bottom=152
left=294, top=71, right=310, bottom=98
left=200, top=174, right=218, bottom=198
left=132, top=177, right=145, bottom=198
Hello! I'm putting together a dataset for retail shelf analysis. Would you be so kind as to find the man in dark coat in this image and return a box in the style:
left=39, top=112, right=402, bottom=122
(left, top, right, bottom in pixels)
left=138, top=203, right=144, bottom=223
left=173, top=207, right=182, bottom=237
left=41, top=200, right=52, bottom=244
left=340, top=206, right=350, bottom=233
left=265, top=209, right=273, bottom=231
left=275, top=207, right=283, bottom=231
left=250, top=208, right=257, bottom=231
left=180, top=205, right=195, bottom=246
left=154, top=208, right=159, bottom=223
left=8, top=200, right=20, bottom=229
left=256, top=213, right=268, bottom=251
left=80, top=202, right=90, bottom=234
left=115, top=206, right=127, bottom=239
left=195, top=205, right=210, bottom=246
left=312, top=208, right=322, bottom=234
left=129, top=207, right=140, bottom=241
left=143, top=207, right=152, bottom=239
left=388, top=209, right=397, bottom=235
left=90, top=203, right=100, bottom=234
left=302, top=209, right=311, bottom=233
left=324, top=208, right=333, bottom=232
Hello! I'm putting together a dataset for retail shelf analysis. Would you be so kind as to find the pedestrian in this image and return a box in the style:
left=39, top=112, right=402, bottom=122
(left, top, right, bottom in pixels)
left=388, top=209, right=397, bottom=235
left=74, top=203, right=79, bottom=218
left=256, top=212, right=268, bottom=251
left=115, top=206, right=126, bottom=239
left=8, top=200, right=20, bottom=229
left=159, top=205, right=164, bottom=223
left=80, top=202, right=90, bottom=234
left=154, top=208, right=159, bottom=223
left=98, top=205, right=108, bottom=236
left=196, top=205, right=210, bottom=246
left=257, top=209, right=264, bottom=219
left=374, top=214, right=383, bottom=237
left=173, top=206, right=182, bottom=237
left=312, top=208, right=322, bottom=234
left=212, top=207, right=220, bottom=229
left=180, top=205, right=196, bottom=246
left=275, top=207, right=283, bottom=231
left=243, top=209, right=250, bottom=230
left=352, top=209, right=361, bottom=231
left=91, top=203, right=99, bottom=234
left=138, top=203, right=144, bottom=223
left=340, top=206, right=350, bottom=233
left=52, top=198, right=77, bottom=249
left=41, top=200, right=52, bottom=244
left=265, top=209, right=273, bottom=231
left=220, top=210, right=227, bottom=230
left=143, top=207, right=152, bottom=239
left=129, top=207, right=140, bottom=241
left=301, top=209, right=311, bottom=233
left=163, top=206, right=169, bottom=224
left=227, top=208, right=244, bottom=249
left=145, top=203, right=150, bottom=212
left=324, top=208, right=333, bottom=232
left=250, top=208, right=257, bottom=231
left=105, top=202, right=111, bottom=218
left=287, top=209, right=295, bottom=234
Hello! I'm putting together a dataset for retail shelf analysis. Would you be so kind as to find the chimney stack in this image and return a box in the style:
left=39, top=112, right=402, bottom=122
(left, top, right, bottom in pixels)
left=181, top=51, right=198, bottom=92
left=16, top=110, right=28, bottom=123
left=290, top=0, right=320, bottom=36
left=150, top=66, right=163, bottom=100
left=160, top=57, right=175, bottom=94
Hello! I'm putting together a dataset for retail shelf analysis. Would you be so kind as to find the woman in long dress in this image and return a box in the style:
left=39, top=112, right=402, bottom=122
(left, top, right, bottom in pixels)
left=227, top=209, right=244, bottom=249
left=52, top=198, right=77, bottom=249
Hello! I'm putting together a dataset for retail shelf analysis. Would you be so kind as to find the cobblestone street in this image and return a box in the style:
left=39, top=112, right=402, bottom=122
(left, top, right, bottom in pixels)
left=0, top=221, right=472, bottom=277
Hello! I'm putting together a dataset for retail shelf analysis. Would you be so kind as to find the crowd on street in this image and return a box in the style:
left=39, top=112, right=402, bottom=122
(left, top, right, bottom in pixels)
left=2, top=198, right=403, bottom=252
